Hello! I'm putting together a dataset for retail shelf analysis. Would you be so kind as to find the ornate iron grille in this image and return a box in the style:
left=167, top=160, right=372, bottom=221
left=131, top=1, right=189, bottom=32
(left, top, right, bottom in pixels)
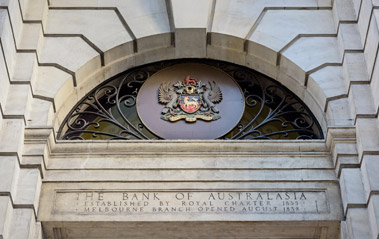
left=58, top=59, right=323, bottom=140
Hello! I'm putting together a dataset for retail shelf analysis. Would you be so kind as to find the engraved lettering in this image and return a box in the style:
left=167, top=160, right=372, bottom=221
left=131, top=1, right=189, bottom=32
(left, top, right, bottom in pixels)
left=208, top=193, right=216, bottom=200
left=217, top=193, right=225, bottom=200
left=98, top=192, right=103, bottom=200
left=142, top=193, right=149, bottom=200
left=285, top=192, right=290, bottom=200
left=276, top=193, right=282, bottom=200
left=175, top=193, right=185, bottom=200
left=123, top=193, right=128, bottom=200
left=256, top=193, right=263, bottom=200
left=300, top=193, right=307, bottom=200
left=228, top=193, right=233, bottom=200
left=267, top=193, right=273, bottom=200
left=54, top=190, right=328, bottom=216
left=154, top=193, right=160, bottom=200
left=86, top=193, right=93, bottom=200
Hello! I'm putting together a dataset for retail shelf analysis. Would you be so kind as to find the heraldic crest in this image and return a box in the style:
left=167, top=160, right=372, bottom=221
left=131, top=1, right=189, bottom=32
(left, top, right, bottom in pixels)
left=158, top=76, right=223, bottom=122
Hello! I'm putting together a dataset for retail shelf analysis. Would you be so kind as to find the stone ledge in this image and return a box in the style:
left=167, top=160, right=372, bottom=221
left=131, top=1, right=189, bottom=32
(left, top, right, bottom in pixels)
left=47, top=154, right=333, bottom=170
left=43, top=169, right=338, bottom=182
left=49, top=140, right=328, bottom=155
left=41, top=220, right=340, bottom=239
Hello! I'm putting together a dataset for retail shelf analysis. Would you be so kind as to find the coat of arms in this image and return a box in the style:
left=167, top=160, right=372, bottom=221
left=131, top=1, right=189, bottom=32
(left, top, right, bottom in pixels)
left=158, top=76, right=223, bottom=122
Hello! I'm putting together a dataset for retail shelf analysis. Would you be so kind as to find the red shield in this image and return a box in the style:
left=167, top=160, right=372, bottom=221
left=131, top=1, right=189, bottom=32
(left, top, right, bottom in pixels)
left=180, top=95, right=200, bottom=113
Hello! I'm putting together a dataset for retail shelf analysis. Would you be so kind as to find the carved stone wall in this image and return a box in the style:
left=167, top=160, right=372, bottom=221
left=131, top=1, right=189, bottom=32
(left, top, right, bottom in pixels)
left=0, top=0, right=378, bottom=238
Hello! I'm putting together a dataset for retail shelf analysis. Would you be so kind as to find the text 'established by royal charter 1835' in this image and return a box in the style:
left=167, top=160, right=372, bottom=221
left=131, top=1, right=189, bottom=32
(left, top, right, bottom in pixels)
left=53, top=190, right=329, bottom=216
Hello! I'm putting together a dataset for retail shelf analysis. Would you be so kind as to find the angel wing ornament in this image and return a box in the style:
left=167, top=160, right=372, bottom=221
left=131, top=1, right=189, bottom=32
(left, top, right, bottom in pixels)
left=158, top=81, right=178, bottom=114
left=202, top=81, right=223, bottom=113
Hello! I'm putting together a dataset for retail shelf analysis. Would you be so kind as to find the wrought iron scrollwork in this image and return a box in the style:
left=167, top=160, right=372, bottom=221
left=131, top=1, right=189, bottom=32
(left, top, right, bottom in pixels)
left=58, top=59, right=323, bottom=140
left=218, top=66, right=321, bottom=140
left=58, top=63, right=174, bottom=140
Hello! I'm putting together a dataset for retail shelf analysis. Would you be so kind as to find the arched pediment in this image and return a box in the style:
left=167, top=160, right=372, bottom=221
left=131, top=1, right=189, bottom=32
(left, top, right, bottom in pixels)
left=58, top=59, right=324, bottom=140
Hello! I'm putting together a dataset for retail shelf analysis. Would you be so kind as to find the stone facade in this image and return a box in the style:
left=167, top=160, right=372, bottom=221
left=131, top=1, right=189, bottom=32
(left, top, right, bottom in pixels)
left=0, top=0, right=378, bottom=238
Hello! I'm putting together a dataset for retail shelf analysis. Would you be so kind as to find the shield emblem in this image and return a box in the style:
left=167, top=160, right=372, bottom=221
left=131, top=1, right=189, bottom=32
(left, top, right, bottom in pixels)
left=179, top=95, right=200, bottom=113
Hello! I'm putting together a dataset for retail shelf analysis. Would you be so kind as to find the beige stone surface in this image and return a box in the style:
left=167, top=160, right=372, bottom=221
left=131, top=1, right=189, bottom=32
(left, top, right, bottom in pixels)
left=46, top=10, right=134, bottom=65
left=248, top=10, right=335, bottom=65
left=34, top=222, right=42, bottom=239
left=31, top=66, right=73, bottom=111
left=9, top=209, right=36, bottom=239
left=207, top=44, right=247, bottom=66
left=0, top=197, right=12, bottom=238
left=246, top=53, right=277, bottom=79
left=101, top=55, right=137, bottom=81
left=20, top=0, right=47, bottom=21
left=356, top=118, right=379, bottom=159
left=50, top=140, right=329, bottom=154
left=44, top=169, right=337, bottom=182
left=211, top=0, right=323, bottom=38
left=339, top=168, right=366, bottom=213
left=113, top=0, right=170, bottom=39
left=333, top=0, right=357, bottom=21
left=280, top=37, right=342, bottom=85
left=318, top=0, right=333, bottom=7
left=4, top=84, right=31, bottom=117
left=0, top=43, right=9, bottom=106
left=38, top=37, right=101, bottom=85
left=364, top=13, right=379, bottom=79
left=343, top=53, right=369, bottom=83
left=0, top=9, right=17, bottom=80
left=346, top=208, right=373, bottom=239
left=302, top=90, right=327, bottom=134
left=6, top=0, right=22, bottom=48
left=0, top=156, right=19, bottom=198
left=22, top=143, right=46, bottom=160
left=209, top=33, right=244, bottom=52
left=14, top=168, right=41, bottom=211
left=49, top=0, right=171, bottom=39
left=42, top=221, right=340, bottom=239
left=0, top=119, right=24, bottom=157
left=361, top=155, right=379, bottom=200
left=11, top=53, right=37, bottom=83
left=349, top=84, right=377, bottom=117
left=339, top=24, right=363, bottom=50
left=371, top=55, right=379, bottom=112
left=326, top=98, right=353, bottom=127
left=308, top=66, right=347, bottom=111
left=47, top=154, right=332, bottom=170
left=17, top=23, right=42, bottom=50
left=26, top=98, right=54, bottom=127
left=331, top=142, right=359, bottom=175
left=175, top=28, right=206, bottom=58
left=21, top=143, right=47, bottom=175
left=368, top=195, right=379, bottom=238
left=136, top=33, right=172, bottom=52
left=171, top=0, right=212, bottom=29
left=357, top=0, right=373, bottom=45
left=350, top=0, right=362, bottom=15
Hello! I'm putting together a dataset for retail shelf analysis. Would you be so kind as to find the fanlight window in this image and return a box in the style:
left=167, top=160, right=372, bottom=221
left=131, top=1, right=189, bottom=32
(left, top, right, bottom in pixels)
left=58, top=60, right=323, bottom=140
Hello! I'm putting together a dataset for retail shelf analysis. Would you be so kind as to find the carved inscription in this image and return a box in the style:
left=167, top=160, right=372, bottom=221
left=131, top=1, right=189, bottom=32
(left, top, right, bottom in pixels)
left=54, top=191, right=329, bottom=215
